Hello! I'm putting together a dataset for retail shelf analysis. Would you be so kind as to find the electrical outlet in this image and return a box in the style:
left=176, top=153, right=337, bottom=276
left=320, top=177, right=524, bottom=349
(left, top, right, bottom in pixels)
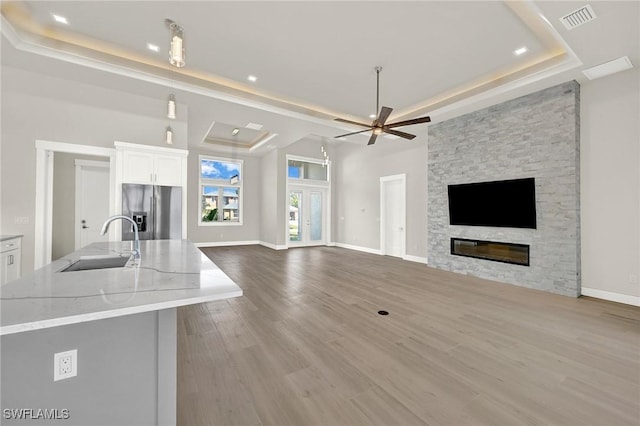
left=54, top=349, right=77, bottom=381
left=630, top=274, right=638, bottom=284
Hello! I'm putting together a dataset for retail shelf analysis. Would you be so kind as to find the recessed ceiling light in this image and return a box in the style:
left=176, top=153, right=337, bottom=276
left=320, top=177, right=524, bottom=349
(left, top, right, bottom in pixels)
left=247, top=75, right=258, bottom=82
left=514, top=46, right=528, bottom=56
left=582, top=56, right=633, bottom=80
left=147, top=43, right=160, bottom=52
left=231, top=128, right=240, bottom=136
left=52, top=14, right=68, bottom=25
left=245, top=122, right=263, bottom=130
left=369, top=114, right=377, bottom=119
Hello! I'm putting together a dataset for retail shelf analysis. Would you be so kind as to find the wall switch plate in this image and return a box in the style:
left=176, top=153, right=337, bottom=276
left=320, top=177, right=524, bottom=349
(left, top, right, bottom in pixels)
left=54, top=349, right=77, bottom=381
left=14, top=216, right=29, bottom=225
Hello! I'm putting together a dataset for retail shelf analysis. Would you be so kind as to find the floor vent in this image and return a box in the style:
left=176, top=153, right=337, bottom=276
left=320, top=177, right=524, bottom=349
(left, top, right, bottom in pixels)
left=560, top=5, right=597, bottom=30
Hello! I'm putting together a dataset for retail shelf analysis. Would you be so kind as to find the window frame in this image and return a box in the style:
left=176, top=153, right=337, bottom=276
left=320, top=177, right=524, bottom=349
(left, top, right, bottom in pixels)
left=198, top=155, right=243, bottom=226
left=287, top=156, right=331, bottom=184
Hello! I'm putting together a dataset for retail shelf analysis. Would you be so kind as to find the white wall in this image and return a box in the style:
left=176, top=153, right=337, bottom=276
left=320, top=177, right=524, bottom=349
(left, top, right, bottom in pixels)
left=334, top=138, right=428, bottom=259
left=0, top=66, right=188, bottom=272
left=259, top=149, right=280, bottom=247
left=581, top=68, right=640, bottom=300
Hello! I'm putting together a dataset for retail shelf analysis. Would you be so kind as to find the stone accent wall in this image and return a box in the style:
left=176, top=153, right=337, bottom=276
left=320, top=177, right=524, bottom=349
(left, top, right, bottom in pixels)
left=427, top=81, right=580, bottom=297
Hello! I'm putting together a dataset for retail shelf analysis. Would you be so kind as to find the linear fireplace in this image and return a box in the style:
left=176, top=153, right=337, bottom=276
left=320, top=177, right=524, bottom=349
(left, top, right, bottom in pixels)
left=451, top=238, right=530, bottom=266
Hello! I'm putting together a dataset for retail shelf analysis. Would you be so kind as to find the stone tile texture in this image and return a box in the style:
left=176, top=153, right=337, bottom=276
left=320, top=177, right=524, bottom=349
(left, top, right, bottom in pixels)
left=427, top=81, right=581, bottom=297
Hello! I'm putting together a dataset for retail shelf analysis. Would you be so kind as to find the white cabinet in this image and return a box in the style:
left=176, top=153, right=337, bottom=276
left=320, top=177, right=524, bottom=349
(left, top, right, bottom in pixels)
left=114, top=142, right=189, bottom=240
left=1, top=236, right=22, bottom=286
left=122, top=149, right=183, bottom=187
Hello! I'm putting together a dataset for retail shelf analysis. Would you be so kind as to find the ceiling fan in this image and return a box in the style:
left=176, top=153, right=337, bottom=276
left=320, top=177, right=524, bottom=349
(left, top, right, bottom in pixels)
left=334, top=66, right=431, bottom=145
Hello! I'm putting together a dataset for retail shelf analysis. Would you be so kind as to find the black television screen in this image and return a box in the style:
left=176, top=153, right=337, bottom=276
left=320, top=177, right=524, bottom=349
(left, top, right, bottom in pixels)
left=448, top=178, right=537, bottom=229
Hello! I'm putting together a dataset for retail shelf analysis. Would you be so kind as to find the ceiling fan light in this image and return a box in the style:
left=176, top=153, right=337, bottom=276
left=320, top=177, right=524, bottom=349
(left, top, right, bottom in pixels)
left=373, top=127, right=383, bottom=135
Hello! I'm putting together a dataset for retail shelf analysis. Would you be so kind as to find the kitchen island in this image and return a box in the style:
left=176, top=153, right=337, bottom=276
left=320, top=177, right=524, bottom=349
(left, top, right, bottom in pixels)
left=0, top=240, right=242, bottom=425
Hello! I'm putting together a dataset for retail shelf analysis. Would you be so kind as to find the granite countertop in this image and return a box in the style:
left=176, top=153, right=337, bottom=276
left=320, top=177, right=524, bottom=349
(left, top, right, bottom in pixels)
left=0, top=235, right=23, bottom=242
left=0, top=240, right=242, bottom=336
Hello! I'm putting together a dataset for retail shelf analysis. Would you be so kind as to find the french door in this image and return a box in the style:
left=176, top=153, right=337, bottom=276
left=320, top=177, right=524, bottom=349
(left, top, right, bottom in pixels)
left=288, top=186, right=327, bottom=247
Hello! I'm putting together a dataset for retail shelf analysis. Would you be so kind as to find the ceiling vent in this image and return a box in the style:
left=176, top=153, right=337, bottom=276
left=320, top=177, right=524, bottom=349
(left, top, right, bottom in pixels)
left=560, top=5, right=597, bottom=30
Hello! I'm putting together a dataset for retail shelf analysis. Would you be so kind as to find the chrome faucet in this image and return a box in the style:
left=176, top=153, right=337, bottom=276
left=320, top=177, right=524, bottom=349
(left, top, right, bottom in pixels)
left=100, top=215, right=141, bottom=260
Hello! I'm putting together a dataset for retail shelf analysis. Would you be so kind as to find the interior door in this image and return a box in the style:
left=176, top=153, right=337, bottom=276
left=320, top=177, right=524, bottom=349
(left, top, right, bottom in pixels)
left=76, top=161, right=110, bottom=249
left=381, top=176, right=406, bottom=258
left=289, top=187, right=326, bottom=246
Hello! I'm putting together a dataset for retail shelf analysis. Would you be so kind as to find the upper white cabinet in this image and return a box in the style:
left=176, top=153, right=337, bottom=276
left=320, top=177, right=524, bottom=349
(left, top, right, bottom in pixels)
left=114, top=142, right=189, bottom=240
left=153, top=153, right=183, bottom=186
left=116, top=142, right=187, bottom=187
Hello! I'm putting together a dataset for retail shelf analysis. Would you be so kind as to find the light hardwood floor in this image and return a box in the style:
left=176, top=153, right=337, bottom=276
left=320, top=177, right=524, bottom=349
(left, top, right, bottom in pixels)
left=177, top=245, right=640, bottom=426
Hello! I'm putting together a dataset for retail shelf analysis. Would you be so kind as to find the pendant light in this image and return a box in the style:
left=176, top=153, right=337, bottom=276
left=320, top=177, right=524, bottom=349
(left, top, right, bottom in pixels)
left=167, top=94, right=176, bottom=119
left=165, top=126, right=174, bottom=145
left=165, top=19, right=185, bottom=68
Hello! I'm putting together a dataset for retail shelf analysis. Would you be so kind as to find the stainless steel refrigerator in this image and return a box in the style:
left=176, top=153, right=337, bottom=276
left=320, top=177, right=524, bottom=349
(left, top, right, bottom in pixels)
left=121, top=183, right=182, bottom=241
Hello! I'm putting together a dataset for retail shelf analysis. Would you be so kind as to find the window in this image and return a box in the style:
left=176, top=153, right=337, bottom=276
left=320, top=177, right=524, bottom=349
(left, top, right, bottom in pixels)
left=287, top=159, right=328, bottom=181
left=199, top=156, right=243, bottom=225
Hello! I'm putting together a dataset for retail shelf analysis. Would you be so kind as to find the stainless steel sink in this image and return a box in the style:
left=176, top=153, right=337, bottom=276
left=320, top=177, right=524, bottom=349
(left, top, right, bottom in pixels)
left=59, top=254, right=132, bottom=272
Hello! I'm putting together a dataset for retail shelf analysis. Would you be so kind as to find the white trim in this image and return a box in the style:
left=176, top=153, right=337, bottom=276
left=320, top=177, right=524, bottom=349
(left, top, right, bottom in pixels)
left=581, top=287, right=640, bottom=307
left=287, top=185, right=329, bottom=248
left=403, top=255, right=429, bottom=264
left=286, top=154, right=332, bottom=249
left=380, top=174, right=407, bottom=183
left=259, top=241, right=288, bottom=251
left=380, top=174, right=406, bottom=258
left=334, top=243, right=382, bottom=256
left=326, top=242, right=337, bottom=247
left=194, top=240, right=259, bottom=248
left=198, top=155, right=244, bottom=226
left=287, top=155, right=332, bottom=184
left=114, top=141, right=188, bottom=157
left=34, top=140, right=116, bottom=269
left=250, top=133, right=279, bottom=152
left=74, top=159, right=110, bottom=169
left=36, top=140, right=114, bottom=157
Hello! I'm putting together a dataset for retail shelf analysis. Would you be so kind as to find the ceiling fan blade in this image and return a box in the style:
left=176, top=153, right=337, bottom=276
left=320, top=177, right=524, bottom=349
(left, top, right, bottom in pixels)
left=334, top=118, right=373, bottom=128
left=386, top=116, right=431, bottom=128
left=334, top=129, right=373, bottom=139
left=367, top=133, right=378, bottom=145
left=375, top=106, right=393, bottom=126
left=383, top=128, right=416, bottom=140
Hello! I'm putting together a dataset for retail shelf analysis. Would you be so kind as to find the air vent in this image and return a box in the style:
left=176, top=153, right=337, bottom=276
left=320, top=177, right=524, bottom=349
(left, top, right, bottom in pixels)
left=560, top=5, right=597, bottom=30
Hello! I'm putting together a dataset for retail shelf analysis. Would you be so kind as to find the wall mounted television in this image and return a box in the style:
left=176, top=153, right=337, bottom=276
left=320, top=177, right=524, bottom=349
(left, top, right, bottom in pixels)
left=447, top=177, right=537, bottom=229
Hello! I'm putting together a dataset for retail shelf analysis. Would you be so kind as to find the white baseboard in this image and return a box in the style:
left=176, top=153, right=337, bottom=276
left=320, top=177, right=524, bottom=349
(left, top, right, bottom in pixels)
left=194, top=240, right=259, bottom=248
left=326, top=242, right=337, bottom=247
left=259, top=241, right=288, bottom=250
left=581, top=287, right=640, bottom=307
left=334, top=243, right=382, bottom=256
left=403, top=254, right=429, bottom=264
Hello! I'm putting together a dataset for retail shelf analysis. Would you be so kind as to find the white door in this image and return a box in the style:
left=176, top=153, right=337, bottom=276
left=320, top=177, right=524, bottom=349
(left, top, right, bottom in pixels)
left=75, top=160, right=111, bottom=249
left=289, top=187, right=327, bottom=247
left=380, top=175, right=406, bottom=258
